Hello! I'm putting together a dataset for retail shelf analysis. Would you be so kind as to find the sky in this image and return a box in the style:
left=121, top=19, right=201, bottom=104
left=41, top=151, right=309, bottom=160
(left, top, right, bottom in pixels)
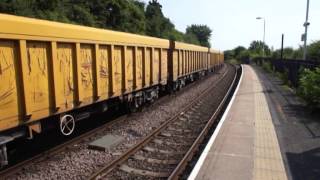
left=142, top=0, right=320, bottom=51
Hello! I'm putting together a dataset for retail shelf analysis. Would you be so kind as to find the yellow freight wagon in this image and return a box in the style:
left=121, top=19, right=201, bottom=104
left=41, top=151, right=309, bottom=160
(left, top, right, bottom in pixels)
left=0, top=13, right=169, bottom=156
left=167, top=42, right=209, bottom=90
left=0, top=13, right=223, bottom=166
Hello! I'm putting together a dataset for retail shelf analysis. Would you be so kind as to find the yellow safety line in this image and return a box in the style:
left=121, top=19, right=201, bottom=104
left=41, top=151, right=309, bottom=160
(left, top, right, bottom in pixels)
left=252, top=67, right=288, bottom=180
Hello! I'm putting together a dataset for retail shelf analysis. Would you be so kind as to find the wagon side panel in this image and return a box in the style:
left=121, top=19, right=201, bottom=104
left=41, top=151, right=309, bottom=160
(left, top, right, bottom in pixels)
left=0, top=40, right=20, bottom=131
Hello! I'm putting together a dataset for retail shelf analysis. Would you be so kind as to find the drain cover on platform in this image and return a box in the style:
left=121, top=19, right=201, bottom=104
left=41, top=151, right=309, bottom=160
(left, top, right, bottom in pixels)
left=88, top=135, right=123, bottom=152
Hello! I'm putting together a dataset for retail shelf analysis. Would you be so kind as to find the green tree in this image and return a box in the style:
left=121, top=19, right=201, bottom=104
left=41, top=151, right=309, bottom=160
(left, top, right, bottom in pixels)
left=224, top=46, right=247, bottom=61
left=186, top=25, right=212, bottom=47
left=271, top=46, right=304, bottom=60
left=168, top=29, right=185, bottom=41
left=283, top=47, right=295, bottom=59
left=272, top=47, right=294, bottom=59
left=145, top=0, right=162, bottom=37
left=307, top=40, right=320, bottom=61
left=249, top=40, right=271, bottom=56
left=238, top=50, right=251, bottom=61
left=67, top=3, right=96, bottom=26
left=145, top=0, right=175, bottom=38
left=184, top=33, right=200, bottom=45
left=233, top=46, right=246, bottom=59
left=88, top=0, right=145, bottom=34
left=0, top=0, right=213, bottom=46
left=293, top=46, right=303, bottom=59
left=223, top=50, right=234, bottom=60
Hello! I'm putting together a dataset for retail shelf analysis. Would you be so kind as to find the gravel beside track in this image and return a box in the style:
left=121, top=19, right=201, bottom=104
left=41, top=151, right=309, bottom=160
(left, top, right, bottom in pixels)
left=5, top=65, right=227, bottom=180
left=95, top=64, right=236, bottom=179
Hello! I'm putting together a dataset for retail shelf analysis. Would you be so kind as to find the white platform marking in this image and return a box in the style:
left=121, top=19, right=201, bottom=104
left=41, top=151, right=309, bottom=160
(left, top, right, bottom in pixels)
left=188, top=65, right=244, bottom=180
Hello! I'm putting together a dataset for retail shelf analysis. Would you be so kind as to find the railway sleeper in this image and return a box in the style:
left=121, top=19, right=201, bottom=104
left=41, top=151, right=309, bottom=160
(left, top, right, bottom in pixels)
left=153, top=139, right=191, bottom=147
left=177, top=116, right=207, bottom=125
left=178, top=116, right=188, bottom=122
left=119, top=164, right=171, bottom=178
left=189, top=106, right=200, bottom=112
left=184, top=109, right=203, bottom=117
left=172, top=121, right=205, bottom=130
left=164, top=129, right=202, bottom=137
left=166, top=127, right=192, bottom=133
left=166, top=128, right=201, bottom=136
left=143, top=146, right=185, bottom=155
left=178, top=115, right=199, bottom=123
left=159, top=132, right=197, bottom=139
left=137, top=149, right=184, bottom=160
left=132, top=154, right=179, bottom=165
left=126, top=158, right=176, bottom=173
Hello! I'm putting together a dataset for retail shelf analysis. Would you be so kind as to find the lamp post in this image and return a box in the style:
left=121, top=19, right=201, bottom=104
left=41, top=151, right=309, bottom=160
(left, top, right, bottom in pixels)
left=256, top=17, right=266, bottom=57
left=302, top=0, right=310, bottom=60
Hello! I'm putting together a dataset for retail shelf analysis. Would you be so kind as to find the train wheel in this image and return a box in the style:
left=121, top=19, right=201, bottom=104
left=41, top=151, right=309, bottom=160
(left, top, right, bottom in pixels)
left=0, top=145, right=8, bottom=168
left=60, top=114, right=75, bottom=136
left=128, top=98, right=139, bottom=113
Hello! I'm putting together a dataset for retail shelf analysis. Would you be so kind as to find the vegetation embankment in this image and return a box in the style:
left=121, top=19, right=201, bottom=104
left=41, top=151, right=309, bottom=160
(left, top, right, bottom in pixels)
left=298, top=68, right=320, bottom=109
left=224, top=40, right=320, bottom=110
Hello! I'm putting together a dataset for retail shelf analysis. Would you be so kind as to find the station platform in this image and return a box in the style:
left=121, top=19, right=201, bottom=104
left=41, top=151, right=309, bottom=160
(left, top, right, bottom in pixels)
left=189, top=65, right=288, bottom=180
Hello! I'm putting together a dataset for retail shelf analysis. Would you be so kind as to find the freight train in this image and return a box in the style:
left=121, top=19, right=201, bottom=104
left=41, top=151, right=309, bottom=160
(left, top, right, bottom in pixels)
left=0, top=14, right=224, bottom=166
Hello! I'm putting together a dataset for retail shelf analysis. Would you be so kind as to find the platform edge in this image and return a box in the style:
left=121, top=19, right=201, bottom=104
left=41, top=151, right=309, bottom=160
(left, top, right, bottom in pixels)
left=188, top=65, right=244, bottom=180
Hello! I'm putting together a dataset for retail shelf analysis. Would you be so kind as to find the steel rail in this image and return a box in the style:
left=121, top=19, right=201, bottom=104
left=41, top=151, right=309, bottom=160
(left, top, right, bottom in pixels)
left=0, top=115, right=128, bottom=179
left=89, top=65, right=234, bottom=180
left=168, top=65, right=240, bottom=179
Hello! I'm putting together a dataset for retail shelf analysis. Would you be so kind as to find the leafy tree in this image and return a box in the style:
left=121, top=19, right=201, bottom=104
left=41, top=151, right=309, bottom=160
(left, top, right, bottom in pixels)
left=224, top=46, right=247, bottom=61
left=145, top=0, right=164, bottom=37
left=307, top=40, right=320, bottom=61
left=168, top=29, right=185, bottom=42
left=0, top=0, right=213, bottom=46
left=293, top=46, right=303, bottom=59
left=184, top=33, right=200, bottom=45
left=249, top=40, right=271, bottom=56
left=68, top=4, right=96, bottom=26
left=271, top=47, right=295, bottom=59
left=271, top=49, right=280, bottom=59
left=186, top=25, right=212, bottom=47
left=145, top=0, right=175, bottom=38
left=282, top=47, right=295, bottom=59
left=238, top=50, right=251, bottom=61
left=223, top=50, right=234, bottom=60
left=88, top=0, right=145, bottom=34
left=233, top=46, right=246, bottom=59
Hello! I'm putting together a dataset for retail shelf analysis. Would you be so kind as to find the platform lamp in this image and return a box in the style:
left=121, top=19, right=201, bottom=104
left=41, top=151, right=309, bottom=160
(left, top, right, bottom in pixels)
left=302, top=0, right=310, bottom=60
left=256, top=17, right=266, bottom=57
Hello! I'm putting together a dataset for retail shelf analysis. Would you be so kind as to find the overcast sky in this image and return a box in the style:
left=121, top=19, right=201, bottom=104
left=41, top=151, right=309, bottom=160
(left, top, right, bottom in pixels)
left=142, top=0, right=320, bottom=51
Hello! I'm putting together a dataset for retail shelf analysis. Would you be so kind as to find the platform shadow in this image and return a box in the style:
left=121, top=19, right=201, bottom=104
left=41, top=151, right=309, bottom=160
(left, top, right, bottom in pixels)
left=286, top=147, right=320, bottom=180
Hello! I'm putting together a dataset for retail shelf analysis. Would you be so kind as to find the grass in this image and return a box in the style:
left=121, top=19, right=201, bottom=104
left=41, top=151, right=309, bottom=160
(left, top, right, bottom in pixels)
left=262, top=61, right=273, bottom=73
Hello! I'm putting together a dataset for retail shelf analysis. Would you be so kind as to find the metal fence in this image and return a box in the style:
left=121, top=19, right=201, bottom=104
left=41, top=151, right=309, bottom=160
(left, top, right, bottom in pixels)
left=253, top=57, right=320, bottom=87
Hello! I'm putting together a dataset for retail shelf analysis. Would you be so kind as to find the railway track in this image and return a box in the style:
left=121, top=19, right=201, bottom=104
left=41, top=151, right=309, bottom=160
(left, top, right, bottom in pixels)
left=89, top=64, right=238, bottom=180
left=0, top=114, right=129, bottom=179
left=0, top=65, right=229, bottom=179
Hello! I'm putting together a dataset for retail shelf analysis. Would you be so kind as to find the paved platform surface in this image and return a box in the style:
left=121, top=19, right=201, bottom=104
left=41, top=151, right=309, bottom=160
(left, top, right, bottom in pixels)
left=190, top=65, right=288, bottom=180
left=253, top=65, right=320, bottom=180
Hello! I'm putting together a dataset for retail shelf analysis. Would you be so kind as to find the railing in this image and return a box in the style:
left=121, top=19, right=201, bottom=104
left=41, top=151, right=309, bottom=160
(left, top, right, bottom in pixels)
left=252, top=57, right=320, bottom=87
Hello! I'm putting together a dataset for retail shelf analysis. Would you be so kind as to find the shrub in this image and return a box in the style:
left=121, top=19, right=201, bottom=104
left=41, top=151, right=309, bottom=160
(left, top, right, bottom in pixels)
left=226, top=59, right=239, bottom=65
left=276, top=71, right=289, bottom=85
left=298, top=67, right=320, bottom=109
left=262, top=61, right=273, bottom=73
